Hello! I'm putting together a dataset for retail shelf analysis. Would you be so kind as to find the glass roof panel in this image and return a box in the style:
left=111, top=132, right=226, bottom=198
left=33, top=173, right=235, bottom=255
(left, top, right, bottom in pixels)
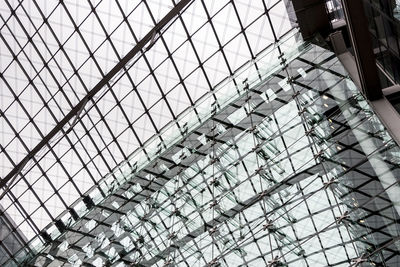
left=1, top=0, right=400, bottom=266
left=2, top=30, right=399, bottom=266
left=0, top=1, right=298, bottom=259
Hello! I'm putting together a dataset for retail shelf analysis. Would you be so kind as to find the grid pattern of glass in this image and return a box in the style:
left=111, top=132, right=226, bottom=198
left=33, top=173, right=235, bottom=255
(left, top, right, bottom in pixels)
left=0, top=0, right=294, bottom=263
left=5, top=36, right=400, bottom=266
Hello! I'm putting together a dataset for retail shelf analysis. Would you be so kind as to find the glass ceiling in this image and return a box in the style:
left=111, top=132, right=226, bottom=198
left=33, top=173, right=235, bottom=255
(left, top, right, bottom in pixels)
left=0, top=0, right=294, bottom=252
left=2, top=21, right=400, bottom=267
left=1, top=0, right=400, bottom=266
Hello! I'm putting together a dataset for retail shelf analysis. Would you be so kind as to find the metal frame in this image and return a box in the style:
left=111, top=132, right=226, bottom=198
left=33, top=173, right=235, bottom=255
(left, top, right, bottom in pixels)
left=0, top=0, right=193, bottom=191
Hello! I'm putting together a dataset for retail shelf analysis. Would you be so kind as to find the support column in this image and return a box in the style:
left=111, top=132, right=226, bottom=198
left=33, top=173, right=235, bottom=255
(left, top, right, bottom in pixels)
left=341, top=0, right=382, bottom=100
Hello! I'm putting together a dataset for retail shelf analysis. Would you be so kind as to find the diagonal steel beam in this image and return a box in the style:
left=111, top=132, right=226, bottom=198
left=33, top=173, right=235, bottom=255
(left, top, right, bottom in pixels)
left=0, top=0, right=193, bottom=192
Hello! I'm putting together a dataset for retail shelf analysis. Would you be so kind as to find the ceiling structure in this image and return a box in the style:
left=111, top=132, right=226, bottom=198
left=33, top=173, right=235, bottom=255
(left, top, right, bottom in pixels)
left=5, top=32, right=400, bottom=266
left=1, top=0, right=400, bottom=266
left=0, top=0, right=293, bottom=251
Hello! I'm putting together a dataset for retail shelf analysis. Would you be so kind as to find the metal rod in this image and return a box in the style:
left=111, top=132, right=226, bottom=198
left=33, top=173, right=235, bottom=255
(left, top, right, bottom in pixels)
left=0, top=0, right=193, bottom=192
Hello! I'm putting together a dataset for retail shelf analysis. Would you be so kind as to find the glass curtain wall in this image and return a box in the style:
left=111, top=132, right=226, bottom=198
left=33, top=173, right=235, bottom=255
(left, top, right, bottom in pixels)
left=5, top=34, right=400, bottom=267
left=1, top=0, right=400, bottom=266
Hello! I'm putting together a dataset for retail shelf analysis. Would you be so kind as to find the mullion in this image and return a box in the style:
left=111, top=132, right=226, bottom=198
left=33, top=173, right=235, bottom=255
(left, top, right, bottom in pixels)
left=119, top=4, right=171, bottom=139
left=27, top=0, right=140, bottom=182
left=147, top=12, right=201, bottom=129
left=0, top=145, right=31, bottom=263
left=0, top=1, right=47, bottom=77
left=114, top=0, right=168, bottom=152
left=217, top=186, right=345, bottom=265
left=230, top=0, right=266, bottom=83
left=118, top=93, right=318, bottom=237
left=280, top=59, right=314, bottom=176
left=78, top=12, right=138, bottom=164
left=135, top=134, right=321, bottom=264
left=64, top=1, right=132, bottom=166
left=0, top=0, right=24, bottom=31
left=1, top=180, right=41, bottom=235
left=267, top=101, right=312, bottom=262
left=330, top=115, right=386, bottom=143
left=180, top=230, right=208, bottom=265
left=0, top=101, right=69, bottom=219
left=173, top=206, right=204, bottom=266
left=4, top=2, right=398, bottom=265
left=137, top=192, right=211, bottom=264
left=270, top=195, right=303, bottom=260
left=300, top=181, right=337, bottom=266
left=136, top=210, right=162, bottom=260
left=320, top=175, right=357, bottom=262
left=200, top=0, right=236, bottom=80
left=265, top=0, right=291, bottom=41
left=0, top=3, right=147, bottom=258
left=238, top=206, right=266, bottom=266
left=85, top=0, right=149, bottom=153
left=55, top=196, right=158, bottom=263
left=290, top=56, right=352, bottom=264
left=14, top=0, right=108, bottom=186
left=59, top=1, right=127, bottom=170
left=22, top=0, right=105, bottom=186
left=0, top=0, right=83, bottom=107
left=212, top=171, right=341, bottom=263
left=28, top=0, right=125, bottom=186
left=117, top=0, right=237, bottom=102
left=324, top=168, right=396, bottom=233
left=206, top=211, right=273, bottom=264
left=144, top=0, right=197, bottom=114
left=275, top=192, right=311, bottom=266
left=352, top=205, right=400, bottom=240
left=224, top=217, right=268, bottom=266
left=13, top=1, right=127, bottom=198
left=229, top=0, right=257, bottom=62
left=134, top=1, right=179, bottom=131
left=10, top=0, right=256, bottom=132
left=5, top=190, right=44, bottom=261
left=253, top=236, right=355, bottom=266
left=23, top=95, right=390, bottom=266
left=0, top=5, right=78, bottom=218
left=108, top=0, right=271, bottom=136
left=315, top=132, right=360, bottom=263
left=5, top=0, right=105, bottom=190
left=272, top=230, right=288, bottom=264
left=170, top=0, right=215, bottom=100
left=0, top=5, right=95, bottom=200
left=346, top=187, right=393, bottom=217
left=222, top=171, right=271, bottom=267
left=170, top=0, right=272, bottom=105
left=174, top=246, right=191, bottom=267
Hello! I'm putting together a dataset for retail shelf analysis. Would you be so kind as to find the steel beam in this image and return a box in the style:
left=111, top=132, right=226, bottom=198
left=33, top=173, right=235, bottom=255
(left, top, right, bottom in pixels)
left=341, top=0, right=382, bottom=100
left=0, top=0, right=193, bottom=192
